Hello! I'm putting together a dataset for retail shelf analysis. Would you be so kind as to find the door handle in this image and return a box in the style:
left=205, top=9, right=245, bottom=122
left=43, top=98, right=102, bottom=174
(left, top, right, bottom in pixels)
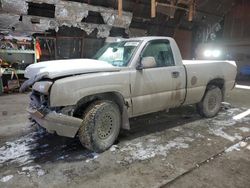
left=172, top=71, right=180, bottom=78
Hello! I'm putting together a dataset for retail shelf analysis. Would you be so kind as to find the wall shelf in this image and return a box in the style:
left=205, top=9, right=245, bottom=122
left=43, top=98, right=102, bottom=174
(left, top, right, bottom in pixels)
left=0, top=49, right=35, bottom=54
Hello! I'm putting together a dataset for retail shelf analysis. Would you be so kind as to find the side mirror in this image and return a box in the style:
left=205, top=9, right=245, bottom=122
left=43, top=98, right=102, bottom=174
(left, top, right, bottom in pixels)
left=137, top=56, right=157, bottom=70
left=142, top=56, right=157, bottom=69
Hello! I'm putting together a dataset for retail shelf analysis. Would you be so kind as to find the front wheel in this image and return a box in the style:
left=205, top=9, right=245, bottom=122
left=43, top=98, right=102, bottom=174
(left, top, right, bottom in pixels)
left=196, top=86, right=222, bottom=118
left=78, top=100, right=121, bottom=152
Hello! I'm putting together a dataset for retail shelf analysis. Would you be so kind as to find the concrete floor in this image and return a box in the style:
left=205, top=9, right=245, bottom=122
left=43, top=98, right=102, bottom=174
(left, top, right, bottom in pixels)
left=0, top=88, right=249, bottom=188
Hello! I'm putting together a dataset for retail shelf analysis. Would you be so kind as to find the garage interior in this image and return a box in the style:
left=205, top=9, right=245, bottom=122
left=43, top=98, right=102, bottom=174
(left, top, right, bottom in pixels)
left=0, top=0, right=250, bottom=187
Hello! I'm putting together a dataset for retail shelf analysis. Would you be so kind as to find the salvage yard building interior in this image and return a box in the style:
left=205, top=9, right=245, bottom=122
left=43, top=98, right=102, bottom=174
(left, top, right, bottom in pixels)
left=0, top=0, right=250, bottom=187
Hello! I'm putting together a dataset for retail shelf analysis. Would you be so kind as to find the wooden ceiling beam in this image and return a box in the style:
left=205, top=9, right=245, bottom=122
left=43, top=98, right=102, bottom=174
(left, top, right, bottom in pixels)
left=155, top=0, right=195, bottom=21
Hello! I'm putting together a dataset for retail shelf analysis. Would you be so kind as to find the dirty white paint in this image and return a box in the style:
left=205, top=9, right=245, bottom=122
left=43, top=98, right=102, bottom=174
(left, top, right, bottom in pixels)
left=24, top=58, right=119, bottom=79
left=233, top=109, right=250, bottom=120
left=0, top=175, right=14, bottom=183
left=235, top=85, right=250, bottom=90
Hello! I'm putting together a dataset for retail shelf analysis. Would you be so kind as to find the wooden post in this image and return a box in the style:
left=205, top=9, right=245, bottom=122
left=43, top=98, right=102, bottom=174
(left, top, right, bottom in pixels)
left=151, top=0, right=156, bottom=18
left=118, top=0, right=123, bottom=17
left=170, top=0, right=175, bottom=19
left=33, top=38, right=37, bottom=63
left=188, top=0, right=194, bottom=21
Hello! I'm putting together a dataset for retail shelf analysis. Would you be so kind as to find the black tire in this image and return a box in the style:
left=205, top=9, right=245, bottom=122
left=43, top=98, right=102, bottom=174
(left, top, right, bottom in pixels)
left=196, top=86, right=222, bottom=118
left=78, top=100, right=121, bottom=152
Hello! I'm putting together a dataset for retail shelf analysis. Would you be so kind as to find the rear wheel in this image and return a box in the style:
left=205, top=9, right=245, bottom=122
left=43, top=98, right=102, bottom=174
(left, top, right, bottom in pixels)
left=197, top=86, right=222, bottom=118
left=78, top=100, right=121, bottom=152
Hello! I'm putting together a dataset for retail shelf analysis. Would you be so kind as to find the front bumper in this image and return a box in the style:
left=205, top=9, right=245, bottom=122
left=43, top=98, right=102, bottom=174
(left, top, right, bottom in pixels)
left=27, top=107, right=82, bottom=138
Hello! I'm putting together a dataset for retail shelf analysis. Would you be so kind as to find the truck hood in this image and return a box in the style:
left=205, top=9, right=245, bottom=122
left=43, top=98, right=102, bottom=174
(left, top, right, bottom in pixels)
left=24, top=59, right=121, bottom=80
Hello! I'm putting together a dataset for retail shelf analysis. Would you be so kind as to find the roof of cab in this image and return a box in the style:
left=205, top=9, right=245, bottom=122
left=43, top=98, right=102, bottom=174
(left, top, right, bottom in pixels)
left=122, top=36, right=173, bottom=42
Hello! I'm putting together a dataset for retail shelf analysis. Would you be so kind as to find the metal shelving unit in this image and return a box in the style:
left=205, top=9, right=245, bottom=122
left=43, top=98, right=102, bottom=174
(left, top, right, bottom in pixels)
left=0, top=49, right=35, bottom=53
left=0, top=38, right=36, bottom=91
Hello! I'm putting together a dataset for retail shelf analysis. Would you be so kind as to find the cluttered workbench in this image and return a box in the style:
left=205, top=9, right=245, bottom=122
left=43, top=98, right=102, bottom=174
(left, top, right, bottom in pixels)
left=0, top=35, right=39, bottom=94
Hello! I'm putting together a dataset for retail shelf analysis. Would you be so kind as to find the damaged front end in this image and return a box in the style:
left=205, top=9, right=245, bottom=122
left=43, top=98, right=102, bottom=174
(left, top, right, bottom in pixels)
left=27, top=81, right=82, bottom=138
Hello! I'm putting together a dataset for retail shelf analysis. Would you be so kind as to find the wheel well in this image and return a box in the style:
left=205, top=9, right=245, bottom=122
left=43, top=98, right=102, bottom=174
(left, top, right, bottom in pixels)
left=206, top=78, right=225, bottom=99
left=206, top=78, right=224, bottom=90
left=73, top=92, right=125, bottom=118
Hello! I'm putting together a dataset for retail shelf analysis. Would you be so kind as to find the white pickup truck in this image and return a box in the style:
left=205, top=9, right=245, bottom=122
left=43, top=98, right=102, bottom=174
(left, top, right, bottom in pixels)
left=21, top=37, right=237, bottom=152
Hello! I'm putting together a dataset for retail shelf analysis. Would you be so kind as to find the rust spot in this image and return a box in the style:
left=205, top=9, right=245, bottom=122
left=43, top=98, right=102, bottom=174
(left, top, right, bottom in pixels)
left=191, top=76, right=197, bottom=85
left=175, top=82, right=181, bottom=101
left=175, top=90, right=181, bottom=101
left=171, top=82, right=182, bottom=102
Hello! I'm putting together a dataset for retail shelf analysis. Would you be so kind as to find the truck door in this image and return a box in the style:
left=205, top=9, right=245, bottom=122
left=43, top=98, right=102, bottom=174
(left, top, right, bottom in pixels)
left=130, top=39, right=186, bottom=116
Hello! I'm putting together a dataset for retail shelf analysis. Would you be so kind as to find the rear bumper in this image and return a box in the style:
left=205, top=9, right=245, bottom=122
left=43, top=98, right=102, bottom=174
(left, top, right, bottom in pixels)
left=27, top=107, right=82, bottom=138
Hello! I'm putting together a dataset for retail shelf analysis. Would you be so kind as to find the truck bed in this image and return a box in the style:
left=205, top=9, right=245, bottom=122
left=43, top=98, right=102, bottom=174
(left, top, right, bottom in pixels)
left=182, top=60, right=237, bottom=105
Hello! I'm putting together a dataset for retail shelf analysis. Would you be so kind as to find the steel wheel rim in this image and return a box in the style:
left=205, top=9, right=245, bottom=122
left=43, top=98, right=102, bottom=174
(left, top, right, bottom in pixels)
left=97, top=112, right=116, bottom=140
left=208, top=95, right=217, bottom=111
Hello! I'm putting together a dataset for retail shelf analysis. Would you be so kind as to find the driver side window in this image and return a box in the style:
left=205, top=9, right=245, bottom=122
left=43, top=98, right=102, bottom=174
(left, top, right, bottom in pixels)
left=141, top=40, right=175, bottom=67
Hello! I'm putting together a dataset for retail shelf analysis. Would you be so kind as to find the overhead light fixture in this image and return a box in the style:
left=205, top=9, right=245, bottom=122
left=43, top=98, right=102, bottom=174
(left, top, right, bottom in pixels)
left=212, top=50, right=221, bottom=58
left=204, top=50, right=212, bottom=57
left=203, top=49, right=221, bottom=58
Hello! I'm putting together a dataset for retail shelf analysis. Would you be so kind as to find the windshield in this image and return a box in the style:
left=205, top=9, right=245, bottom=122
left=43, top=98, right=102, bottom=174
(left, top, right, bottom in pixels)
left=93, top=40, right=140, bottom=67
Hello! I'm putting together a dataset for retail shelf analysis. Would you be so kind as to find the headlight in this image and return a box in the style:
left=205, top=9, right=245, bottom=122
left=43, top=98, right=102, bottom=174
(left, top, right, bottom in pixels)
left=32, top=81, right=53, bottom=95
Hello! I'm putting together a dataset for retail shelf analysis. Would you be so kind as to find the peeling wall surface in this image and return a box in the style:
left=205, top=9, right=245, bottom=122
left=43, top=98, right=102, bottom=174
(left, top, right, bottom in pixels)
left=26, top=0, right=60, bottom=4
left=55, top=2, right=89, bottom=23
left=0, top=0, right=133, bottom=38
left=1, top=0, right=28, bottom=15
left=0, top=14, right=20, bottom=30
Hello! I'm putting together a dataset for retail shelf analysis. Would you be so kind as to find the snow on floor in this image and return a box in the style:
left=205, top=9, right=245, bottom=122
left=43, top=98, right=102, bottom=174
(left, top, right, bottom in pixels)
left=237, top=127, right=250, bottom=133
left=208, top=107, right=250, bottom=142
left=225, top=141, right=248, bottom=153
left=235, top=85, right=250, bottom=90
left=233, top=109, right=250, bottom=120
left=0, top=175, right=13, bottom=183
left=117, top=136, right=194, bottom=162
left=209, top=128, right=242, bottom=142
left=0, top=132, right=39, bottom=166
left=0, top=128, right=99, bottom=167
left=85, top=153, right=99, bottom=163
left=18, top=165, right=45, bottom=177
